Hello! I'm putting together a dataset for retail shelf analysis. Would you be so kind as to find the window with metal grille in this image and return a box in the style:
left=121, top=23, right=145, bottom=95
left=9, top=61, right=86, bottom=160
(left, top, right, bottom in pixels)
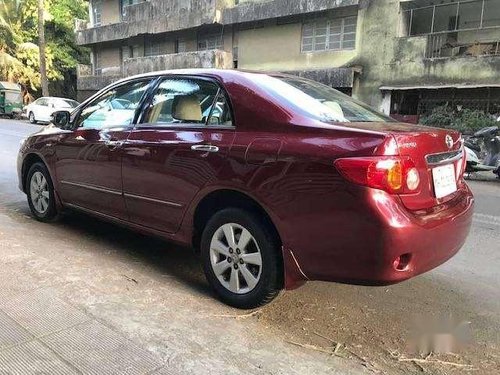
left=144, top=41, right=162, bottom=57
left=92, top=0, right=102, bottom=26
left=175, top=39, right=186, bottom=53
left=197, top=35, right=223, bottom=51
left=404, top=0, right=500, bottom=36
left=301, top=16, right=357, bottom=52
left=93, top=50, right=102, bottom=76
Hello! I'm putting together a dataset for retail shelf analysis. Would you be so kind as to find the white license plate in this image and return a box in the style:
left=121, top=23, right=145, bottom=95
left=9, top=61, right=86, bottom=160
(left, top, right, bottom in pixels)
left=432, top=164, right=457, bottom=199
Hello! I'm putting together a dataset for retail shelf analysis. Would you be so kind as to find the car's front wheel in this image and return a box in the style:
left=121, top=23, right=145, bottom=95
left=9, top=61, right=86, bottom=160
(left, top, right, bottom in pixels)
left=28, top=112, right=37, bottom=124
left=201, top=208, right=282, bottom=309
left=26, top=162, right=58, bottom=222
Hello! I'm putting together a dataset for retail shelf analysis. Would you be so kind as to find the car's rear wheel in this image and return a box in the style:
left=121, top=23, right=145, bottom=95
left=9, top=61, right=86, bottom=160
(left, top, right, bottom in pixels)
left=201, top=208, right=282, bottom=309
left=26, top=162, right=58, bottom=222
left=28, top=112, right=37, bottom=124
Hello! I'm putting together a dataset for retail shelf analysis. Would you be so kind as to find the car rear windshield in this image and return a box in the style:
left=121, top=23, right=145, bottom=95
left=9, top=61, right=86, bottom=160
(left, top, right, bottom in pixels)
left=256, top=75, right=393, bottom=123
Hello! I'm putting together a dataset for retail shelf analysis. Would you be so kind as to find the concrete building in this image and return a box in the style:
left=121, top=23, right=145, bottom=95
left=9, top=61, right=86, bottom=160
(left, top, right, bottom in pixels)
left=75, top=0, right=500, bottom=121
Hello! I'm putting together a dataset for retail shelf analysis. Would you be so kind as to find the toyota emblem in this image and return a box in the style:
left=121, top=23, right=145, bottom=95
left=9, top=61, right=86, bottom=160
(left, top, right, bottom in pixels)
left=445, top=135, right=453, bottom=149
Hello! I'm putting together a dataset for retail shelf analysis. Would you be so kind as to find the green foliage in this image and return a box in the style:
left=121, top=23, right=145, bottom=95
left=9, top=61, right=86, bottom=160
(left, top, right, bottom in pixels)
left=420, top=105, right=497, bottom=134
left=0, top=0, right=89, bottom=95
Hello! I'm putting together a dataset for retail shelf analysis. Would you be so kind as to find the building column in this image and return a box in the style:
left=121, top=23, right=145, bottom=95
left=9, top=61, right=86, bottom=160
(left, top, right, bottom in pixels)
left=380, top=90, right=391, bottom=115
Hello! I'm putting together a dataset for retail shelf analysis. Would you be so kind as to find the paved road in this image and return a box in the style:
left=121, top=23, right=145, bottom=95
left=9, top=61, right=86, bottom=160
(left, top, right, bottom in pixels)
left=0, top=118, right=499, bottom=374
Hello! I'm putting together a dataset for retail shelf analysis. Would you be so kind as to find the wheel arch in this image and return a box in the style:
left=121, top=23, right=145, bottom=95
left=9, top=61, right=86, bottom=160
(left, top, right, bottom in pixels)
left=190, top=187, right=308, bottom=290
left=21, top=153, right=51, bottom=193
left=191, top=189, right=282, bottom=253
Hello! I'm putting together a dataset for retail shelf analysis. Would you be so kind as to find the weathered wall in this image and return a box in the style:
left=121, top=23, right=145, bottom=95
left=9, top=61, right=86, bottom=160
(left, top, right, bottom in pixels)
left=350, top=0, right=401, bottom=107
left=283, top=67, right=355, bottom=87
left=77, top=0, right=360, bottom=46
left=101, top=0, right=121, bottom=25
left=222, top=0, right=359, bottom=24
left=237, top=21, right=358, bottom=71
left=77, top=74, right=121, bottom=91
left=354, top=0, right=500, bottom=110
left=122, top=50, right=234, bottom=76
left=96, top=44, right=122, bottom=71
left=78, top=0, right=220, bottom=45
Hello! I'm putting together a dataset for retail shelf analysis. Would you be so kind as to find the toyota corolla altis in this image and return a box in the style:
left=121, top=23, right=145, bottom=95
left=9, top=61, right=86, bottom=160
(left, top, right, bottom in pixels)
left=18, top=70, right=474, bottom=308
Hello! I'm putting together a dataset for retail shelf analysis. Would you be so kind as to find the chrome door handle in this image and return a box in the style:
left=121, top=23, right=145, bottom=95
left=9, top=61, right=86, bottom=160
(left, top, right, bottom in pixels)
left=191, top=144, right=219, bottom=153
left=105, top=140, right=125, bottom=149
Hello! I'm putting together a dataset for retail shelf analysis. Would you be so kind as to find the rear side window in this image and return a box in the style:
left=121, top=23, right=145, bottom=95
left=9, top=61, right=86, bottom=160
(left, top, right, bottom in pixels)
left=253, top=75, right=393, bottom=123
left=144, top=78, right=232, bottom=126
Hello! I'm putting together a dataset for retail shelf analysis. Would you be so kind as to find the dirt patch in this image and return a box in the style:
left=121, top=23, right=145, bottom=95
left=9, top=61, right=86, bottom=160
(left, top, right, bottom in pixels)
left=256, top=278, right=500, bottom=374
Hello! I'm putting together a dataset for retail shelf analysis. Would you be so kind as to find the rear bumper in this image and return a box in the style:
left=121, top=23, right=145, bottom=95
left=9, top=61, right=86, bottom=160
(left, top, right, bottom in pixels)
left=286, top=183, right=474, bottom=286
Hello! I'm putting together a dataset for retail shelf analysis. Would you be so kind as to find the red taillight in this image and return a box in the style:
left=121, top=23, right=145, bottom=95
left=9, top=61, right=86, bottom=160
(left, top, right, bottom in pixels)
left=334, top=156, right=420, bottom=194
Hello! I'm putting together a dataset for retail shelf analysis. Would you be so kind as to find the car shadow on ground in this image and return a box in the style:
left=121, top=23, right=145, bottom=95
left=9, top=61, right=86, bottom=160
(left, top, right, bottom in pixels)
left=17, top=204, right=213, bottom=298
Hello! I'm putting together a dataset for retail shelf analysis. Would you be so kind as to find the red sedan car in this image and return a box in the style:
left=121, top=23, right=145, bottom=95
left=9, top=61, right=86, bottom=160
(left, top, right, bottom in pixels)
left=17, top=70, right=474, bottom=308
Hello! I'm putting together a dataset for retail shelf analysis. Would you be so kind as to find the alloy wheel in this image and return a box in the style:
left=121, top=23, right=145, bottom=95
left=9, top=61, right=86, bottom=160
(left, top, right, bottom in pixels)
left=30, top=171, right=49, bottom=214
left=209, top=223, right=263, bottom=294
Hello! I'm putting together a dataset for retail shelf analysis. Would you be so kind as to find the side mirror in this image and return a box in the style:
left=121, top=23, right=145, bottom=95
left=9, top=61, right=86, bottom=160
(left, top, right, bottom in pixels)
left=51, top=110, right=71, bottom=128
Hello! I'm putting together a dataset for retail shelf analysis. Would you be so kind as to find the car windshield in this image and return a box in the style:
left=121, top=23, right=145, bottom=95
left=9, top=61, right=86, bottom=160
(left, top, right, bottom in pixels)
left=53, top=99, right=79, bottom=108
left=255, top=75, right=393, bottom=123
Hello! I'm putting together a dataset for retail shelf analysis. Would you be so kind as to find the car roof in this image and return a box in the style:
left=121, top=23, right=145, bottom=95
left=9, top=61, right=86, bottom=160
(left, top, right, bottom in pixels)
left=38, top=97, right=77, bottom=101
left=113, top=69, right=291, bottom=86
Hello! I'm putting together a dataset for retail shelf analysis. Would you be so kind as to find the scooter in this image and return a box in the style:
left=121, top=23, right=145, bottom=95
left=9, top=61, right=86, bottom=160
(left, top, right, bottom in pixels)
left=464, top=126, right=500, bottom=179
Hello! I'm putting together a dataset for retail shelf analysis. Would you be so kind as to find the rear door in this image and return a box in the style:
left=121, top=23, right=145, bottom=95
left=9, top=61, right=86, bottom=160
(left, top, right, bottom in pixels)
left=122, top=76, right=235, bottom=233
left=55, top=79, right=153, bottom=219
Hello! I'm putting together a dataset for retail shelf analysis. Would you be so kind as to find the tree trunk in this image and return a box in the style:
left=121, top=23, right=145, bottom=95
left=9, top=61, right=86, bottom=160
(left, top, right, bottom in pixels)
left=38, top=0, right=49, bottom=97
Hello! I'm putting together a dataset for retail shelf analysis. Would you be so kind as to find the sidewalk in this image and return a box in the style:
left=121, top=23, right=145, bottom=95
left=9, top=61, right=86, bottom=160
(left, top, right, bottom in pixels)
left=0, top=205, right=365, bottom=375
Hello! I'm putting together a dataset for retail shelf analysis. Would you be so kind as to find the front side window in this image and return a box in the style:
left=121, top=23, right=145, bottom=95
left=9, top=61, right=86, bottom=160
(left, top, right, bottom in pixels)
left=254, top=75, right=393, bottom=123
left=301, top=16, right=357, bottom=52
left=144, top=78, right=232, bottom=126
left=76, top=80, right=151, bottom=129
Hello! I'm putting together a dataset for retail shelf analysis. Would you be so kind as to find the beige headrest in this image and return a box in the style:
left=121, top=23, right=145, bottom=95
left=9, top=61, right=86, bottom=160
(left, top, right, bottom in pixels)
left=172, top=95, right=202, bottom=122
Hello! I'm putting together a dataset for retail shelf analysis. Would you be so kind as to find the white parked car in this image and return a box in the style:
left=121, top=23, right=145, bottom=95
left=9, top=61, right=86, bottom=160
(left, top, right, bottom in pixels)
left=25, top=97, right=79, bottom=124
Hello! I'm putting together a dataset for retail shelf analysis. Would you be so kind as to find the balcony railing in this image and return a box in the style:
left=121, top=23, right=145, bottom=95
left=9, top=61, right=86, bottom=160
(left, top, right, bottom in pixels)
left=77, top=50, right=233, bottom=91
left=74, top=18, right=89, bottom=31
left=425, top=30, right=500, bottom=59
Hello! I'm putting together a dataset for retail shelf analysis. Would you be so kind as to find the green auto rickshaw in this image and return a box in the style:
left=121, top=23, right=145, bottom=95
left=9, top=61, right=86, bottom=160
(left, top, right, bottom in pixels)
left=0, top=82, right=23, bottom=118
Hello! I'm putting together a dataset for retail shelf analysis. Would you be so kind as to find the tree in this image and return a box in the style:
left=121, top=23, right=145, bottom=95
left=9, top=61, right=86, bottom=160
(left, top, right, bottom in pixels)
left=38, top=0, right=49, bottom=96
left=0, top=0, right=89, bottom=99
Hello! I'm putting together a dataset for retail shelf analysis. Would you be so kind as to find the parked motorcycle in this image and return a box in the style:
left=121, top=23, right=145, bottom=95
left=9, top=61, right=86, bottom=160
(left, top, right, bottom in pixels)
left=464, top=126, right=500, bottom=179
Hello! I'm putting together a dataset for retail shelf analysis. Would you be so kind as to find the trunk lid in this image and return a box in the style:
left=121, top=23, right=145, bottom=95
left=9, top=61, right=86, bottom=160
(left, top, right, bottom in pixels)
left=346, top=122, right=463, bottom=210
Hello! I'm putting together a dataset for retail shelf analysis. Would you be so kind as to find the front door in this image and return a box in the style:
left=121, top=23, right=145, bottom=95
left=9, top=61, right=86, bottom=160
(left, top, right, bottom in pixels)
left=55, top=79, right=153, bottom=219
left=122, top=76, right=235, bottom=233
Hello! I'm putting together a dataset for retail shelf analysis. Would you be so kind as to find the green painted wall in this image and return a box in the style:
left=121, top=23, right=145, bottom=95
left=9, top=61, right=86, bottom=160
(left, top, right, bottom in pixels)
left=355, top=0, right=500, bottom=110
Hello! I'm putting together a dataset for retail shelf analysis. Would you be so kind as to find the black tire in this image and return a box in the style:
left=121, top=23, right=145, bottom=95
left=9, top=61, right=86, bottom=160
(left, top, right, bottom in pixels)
left=201, top=208, right=283, bottom=309
left=28, top=112, right=37, bottom=124
left=26, top=162, right=59, bottom=222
